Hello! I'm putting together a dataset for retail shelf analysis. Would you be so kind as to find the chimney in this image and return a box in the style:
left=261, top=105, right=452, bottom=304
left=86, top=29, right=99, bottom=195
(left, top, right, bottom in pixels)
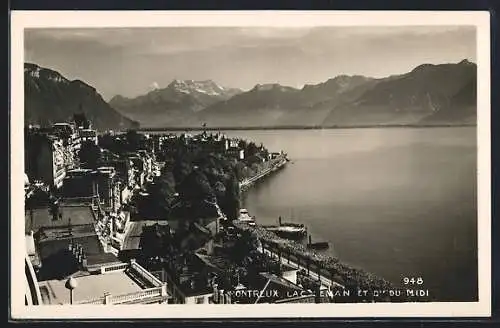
left=212, top=283, right=218, bottom=298
left=308, top=235, right=312, bottom=246
left=82, top=254, right=88, bottom=270
left=218, top=290, right=223, bottom=304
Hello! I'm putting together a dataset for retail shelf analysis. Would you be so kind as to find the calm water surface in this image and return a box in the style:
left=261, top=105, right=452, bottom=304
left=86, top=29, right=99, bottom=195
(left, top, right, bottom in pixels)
left=221, top=127, right=478, bottom=302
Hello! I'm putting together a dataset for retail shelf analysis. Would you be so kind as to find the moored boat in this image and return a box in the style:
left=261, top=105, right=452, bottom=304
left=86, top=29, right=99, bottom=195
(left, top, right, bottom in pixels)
left=237, top=208, right=256, bottom=226
left=306, top=242, right=330, bottom=250
left=261, top=215, right=307, bottom=240
left=261, top=223, right=307, bottom=240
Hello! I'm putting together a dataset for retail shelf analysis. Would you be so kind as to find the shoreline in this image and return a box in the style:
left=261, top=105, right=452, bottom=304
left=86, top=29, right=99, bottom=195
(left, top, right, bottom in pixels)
left=232, top=220, right=414, bottom=302
left=138, top=123, right=476, bottom=132
left=234, top=160, right=422, bottom=302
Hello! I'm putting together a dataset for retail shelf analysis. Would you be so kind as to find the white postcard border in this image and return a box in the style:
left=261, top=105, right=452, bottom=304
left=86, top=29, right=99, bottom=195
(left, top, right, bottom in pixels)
left=10, top=10, right=491, bottom=319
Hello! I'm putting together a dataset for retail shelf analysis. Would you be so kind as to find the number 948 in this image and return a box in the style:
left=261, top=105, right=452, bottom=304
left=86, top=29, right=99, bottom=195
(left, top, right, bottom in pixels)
left=403, top=277, right=424, bottom=285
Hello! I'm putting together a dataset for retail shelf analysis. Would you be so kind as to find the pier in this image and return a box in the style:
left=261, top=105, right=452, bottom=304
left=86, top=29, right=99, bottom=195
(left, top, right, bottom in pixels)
left=239, top=153, right=288, bottom=191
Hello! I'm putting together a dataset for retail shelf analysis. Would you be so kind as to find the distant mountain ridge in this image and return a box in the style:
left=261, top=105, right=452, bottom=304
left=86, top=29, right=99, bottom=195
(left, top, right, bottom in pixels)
left=111, top=59, right=476, bottom=128
left=200, top=60, right=476, bottom=128
left=24, top=63, right=138, bottom=130
left=318, top=59, right=477, bottom=126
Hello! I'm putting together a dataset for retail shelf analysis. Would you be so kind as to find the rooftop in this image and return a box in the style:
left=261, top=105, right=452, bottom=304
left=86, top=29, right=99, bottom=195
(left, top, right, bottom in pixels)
left=38, top=270, right=143, bottom=305
left=66, top=168, right=94, bottom=175
left=36, top=232, right=120, bottom=280
left=258, top=272, right=305, bottom=293
left=38, top=233, right=106, bottom=262
left=195, top=253, right=234, bottom=272
left=25, top=205, right=96, bottom=233
left=79, top=129, right=97, bottom=137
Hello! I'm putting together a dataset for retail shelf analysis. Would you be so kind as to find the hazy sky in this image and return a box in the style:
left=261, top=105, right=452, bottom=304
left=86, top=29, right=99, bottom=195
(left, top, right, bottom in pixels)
left=24, top=26, right=476, bottom=100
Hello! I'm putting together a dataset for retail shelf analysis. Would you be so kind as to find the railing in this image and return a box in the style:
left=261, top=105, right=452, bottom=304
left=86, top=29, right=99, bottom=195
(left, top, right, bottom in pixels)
left=130, top=261, right=163, bottom=287
left=110, top=287, right=162, bottom=304
left=240, top=155, right=287, bottom=188
left=108, top=245, right=120, bottom=257
left=259, top=244, right=345, bottom=289
left=25, top=255, right=42, bottom=305
left=78, top=297, right=106, bottom=305
left=76, top=287, right=165, bottom=305
left=101, top=262, right=129, bottom=273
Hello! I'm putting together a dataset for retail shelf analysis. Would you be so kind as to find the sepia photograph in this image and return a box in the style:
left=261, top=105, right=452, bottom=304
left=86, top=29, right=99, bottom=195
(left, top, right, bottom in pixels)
left=10, top=11, right=491, bottom=319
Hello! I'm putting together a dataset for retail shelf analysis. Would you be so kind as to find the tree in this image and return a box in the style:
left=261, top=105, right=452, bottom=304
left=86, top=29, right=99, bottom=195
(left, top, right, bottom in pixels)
left=219, top=173, right=240, bottom=220
left=178, top=169, right=215, bottom=203
left=139, top=224, right=173, bottom=258
left=245, top=142, right=259, bottom=157
left=231, top=230, right=260, bottom=264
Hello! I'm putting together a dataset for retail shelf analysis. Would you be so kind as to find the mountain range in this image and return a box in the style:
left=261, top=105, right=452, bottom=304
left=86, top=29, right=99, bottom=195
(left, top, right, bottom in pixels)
left=24, top=60, right=477, bottom=130
left=24, top=63, right=138, bottom=130
left=110, top=59, right=477, bottom=128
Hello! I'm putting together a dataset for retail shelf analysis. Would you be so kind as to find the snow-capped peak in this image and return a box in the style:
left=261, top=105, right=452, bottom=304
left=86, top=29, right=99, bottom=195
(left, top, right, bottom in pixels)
left=168, top=79, right=226, bottom=96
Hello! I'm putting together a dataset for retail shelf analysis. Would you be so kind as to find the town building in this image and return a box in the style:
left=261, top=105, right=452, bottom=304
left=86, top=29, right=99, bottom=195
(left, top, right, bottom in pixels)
left=25, top=133, right=67, bottom=189
left=94, top=167, right=120, bottom=213
left=78, top=128, right=98, bottom=145
left=23, top=200, right=169, bottom=305
left=227, top=147, right=245, bottom=160
left=62, top=167, right=121, bottom=213
left=25, top=122, right=83, bottom=189
left=52, top=122, right=81, bottom=163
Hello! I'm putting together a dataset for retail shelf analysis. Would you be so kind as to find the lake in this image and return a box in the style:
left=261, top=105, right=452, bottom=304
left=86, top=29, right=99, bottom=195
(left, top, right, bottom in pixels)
left=221, top=127, right=478, bottom=302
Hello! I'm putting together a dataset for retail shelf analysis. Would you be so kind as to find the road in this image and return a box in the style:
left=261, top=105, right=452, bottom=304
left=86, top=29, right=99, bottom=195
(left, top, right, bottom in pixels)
left=259, top=247, right=345, bottom=290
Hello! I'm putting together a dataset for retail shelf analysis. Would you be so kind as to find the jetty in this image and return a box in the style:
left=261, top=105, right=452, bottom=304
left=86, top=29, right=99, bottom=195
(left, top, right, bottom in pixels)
left=306, top=235, right=329, bottom=250
left=239, top=153, right=288, bottom=191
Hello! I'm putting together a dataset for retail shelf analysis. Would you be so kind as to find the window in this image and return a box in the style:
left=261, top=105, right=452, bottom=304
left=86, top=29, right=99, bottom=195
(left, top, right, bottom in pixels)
left=195, top=297, right=205, bottom=304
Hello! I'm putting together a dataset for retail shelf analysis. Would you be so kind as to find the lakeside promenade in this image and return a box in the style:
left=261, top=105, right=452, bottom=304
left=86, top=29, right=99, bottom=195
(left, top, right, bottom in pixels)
left=259, top=246, right=345, bottom=290
left=233, top=220, right=401, bottom=302
left=239, top=153, right=288, bottom=191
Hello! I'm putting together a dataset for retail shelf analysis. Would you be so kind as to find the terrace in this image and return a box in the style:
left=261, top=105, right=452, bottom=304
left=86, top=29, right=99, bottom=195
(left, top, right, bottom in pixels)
left=25, top=204, right=97, bottom=233
left=38, top=260, right=169, bottom=305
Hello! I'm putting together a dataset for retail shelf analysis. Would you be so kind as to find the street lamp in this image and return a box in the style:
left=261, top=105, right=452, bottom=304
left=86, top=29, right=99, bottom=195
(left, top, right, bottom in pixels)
left=65, top=276, right=78, bottom=305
